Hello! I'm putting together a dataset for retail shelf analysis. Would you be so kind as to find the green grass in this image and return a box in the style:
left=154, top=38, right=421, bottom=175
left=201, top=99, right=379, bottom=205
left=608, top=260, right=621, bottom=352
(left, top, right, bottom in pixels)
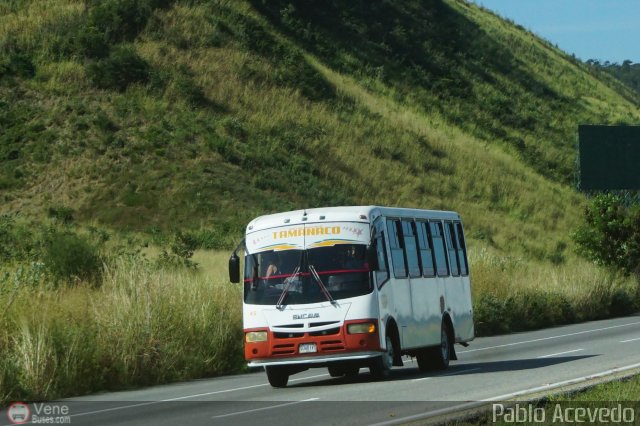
left=466, top=375, right=640, bottom=425
left=552, top=375, right=640, bottom=402
left=470, top=248, right=639, bottom=335
left=1, top=0, right=638, bottom=256
left=0, top=252, right=243, bottom=404
left=1, top=244, right=637, bottom=404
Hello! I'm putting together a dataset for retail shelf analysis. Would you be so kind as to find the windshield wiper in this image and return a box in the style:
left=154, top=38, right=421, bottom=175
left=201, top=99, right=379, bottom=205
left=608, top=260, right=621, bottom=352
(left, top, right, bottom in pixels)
left=276, top=266, right=300, bottom=310
left=309, top=264, right=336, bottom=306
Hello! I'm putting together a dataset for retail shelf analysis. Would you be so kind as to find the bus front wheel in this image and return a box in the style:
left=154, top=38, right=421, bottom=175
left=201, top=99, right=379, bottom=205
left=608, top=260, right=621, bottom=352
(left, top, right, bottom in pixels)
left=369, top=335, right=394, bottom=379
left=328, top=364, right=359, bottom=378
left=265, top=366, right=289, bottom=388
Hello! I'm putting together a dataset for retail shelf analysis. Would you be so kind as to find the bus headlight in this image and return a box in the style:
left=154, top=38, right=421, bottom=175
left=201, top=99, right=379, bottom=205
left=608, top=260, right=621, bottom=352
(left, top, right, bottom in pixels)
left=347, top=322, right=376, bottom=334
left=245, top=331, right=268, bottom=342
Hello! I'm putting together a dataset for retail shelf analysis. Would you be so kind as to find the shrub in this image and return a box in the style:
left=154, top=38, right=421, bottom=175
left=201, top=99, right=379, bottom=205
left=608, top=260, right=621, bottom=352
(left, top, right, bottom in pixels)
left=47, top=205, right=75, bottom=224
left=0, top=215, right=38, bottom=262
left=156, top=231, right=198, bottom=269
left=609, top=287, right=638, bottom=317
left=192, top=229, right=233, bottom=250
left=87, top=0, right=153, bottom=45
left=76, top=26, right=111, bottom=59
left=474, top=293, right=511, bottom=335
left=0, top=52, right=36, bottom=79
left=86, top=45, right=150, bottom=91
left=167, top=65, right=206, bottom=106
left=573, top=194, right=640, bottom=276
left=42, top=231, right=103, bottom=284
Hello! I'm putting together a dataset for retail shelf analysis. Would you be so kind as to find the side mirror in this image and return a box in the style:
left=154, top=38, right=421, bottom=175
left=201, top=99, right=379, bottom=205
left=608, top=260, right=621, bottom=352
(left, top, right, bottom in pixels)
left=367, top=243, right=379, bottom=271
left=229, top=253, right=240, bottom=283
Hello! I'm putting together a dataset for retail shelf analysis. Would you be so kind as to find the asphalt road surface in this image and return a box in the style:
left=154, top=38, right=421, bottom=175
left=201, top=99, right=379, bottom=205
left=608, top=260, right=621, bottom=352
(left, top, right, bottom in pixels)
left=3, top=314, right=640, bottom=425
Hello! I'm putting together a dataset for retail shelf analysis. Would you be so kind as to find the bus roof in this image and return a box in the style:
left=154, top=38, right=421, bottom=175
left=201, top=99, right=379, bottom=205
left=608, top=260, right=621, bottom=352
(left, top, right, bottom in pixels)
left=246, top=206, right=461, bottom=234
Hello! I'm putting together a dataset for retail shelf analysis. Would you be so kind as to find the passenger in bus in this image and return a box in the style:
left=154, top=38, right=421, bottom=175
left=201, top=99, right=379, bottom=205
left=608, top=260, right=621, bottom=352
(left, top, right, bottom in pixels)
left=342, top=245, right=364, bottom=269
left=264, top=254, right=279, bottom=278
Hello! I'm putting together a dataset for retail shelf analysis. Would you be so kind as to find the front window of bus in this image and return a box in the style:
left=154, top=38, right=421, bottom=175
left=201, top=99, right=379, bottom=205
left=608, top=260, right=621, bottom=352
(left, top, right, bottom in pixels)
left=244, top=245, right=371, bottom=305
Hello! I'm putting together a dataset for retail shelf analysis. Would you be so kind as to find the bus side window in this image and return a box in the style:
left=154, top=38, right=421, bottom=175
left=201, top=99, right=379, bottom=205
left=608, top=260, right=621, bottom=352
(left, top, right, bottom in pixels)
left=416, top=222, right=436, bottom=277
left=387, top=219, right=407, bottom=278
left=375, top=230, right=390, bottom=286
left=455, top=222, right=469, bottom=276
left=402, top=220, right=421, bottom=278
left=430, top=222, right=449, bottom=277
left=445, top=222, right=460, bottom=276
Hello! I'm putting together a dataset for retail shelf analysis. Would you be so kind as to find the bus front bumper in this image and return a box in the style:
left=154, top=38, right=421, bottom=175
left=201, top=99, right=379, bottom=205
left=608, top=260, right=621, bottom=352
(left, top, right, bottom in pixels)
left=248, top=351, right=381, bottom=367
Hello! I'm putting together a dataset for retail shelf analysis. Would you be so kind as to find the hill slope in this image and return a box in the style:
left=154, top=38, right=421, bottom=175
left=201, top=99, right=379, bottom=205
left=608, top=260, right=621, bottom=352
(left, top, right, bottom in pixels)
left=1, top=0, right=639, bottom=259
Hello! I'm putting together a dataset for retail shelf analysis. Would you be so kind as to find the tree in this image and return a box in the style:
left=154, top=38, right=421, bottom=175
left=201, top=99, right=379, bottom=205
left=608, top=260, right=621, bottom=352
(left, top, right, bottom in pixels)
left=573, top=194, right=640, bottom=276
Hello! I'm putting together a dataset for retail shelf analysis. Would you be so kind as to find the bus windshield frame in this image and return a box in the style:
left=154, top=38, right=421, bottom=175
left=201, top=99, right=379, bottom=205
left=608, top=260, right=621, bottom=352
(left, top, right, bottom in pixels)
left=243, top=244, right=372, bottom=306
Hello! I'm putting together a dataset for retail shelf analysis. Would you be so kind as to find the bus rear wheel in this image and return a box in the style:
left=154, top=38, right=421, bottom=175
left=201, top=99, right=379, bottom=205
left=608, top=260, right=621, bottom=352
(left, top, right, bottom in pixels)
left=417, top=322, right=451, bottom=371
left=265, top=366, right=289, bottom=388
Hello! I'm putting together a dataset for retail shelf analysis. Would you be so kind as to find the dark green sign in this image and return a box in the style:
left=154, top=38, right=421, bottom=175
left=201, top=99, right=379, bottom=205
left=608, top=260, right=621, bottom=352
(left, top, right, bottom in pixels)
left=578, top=125, right=640, bottom=190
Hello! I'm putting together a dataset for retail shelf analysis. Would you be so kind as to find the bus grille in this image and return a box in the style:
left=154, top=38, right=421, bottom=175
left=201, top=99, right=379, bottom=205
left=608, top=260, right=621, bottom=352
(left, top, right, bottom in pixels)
left=274, top=332, right=304, bottom=339
left=319, top=340, right=345, bottom=351
left=272, top=344, right=296, bottom=355
left=309, top=327, right=340, bottom=336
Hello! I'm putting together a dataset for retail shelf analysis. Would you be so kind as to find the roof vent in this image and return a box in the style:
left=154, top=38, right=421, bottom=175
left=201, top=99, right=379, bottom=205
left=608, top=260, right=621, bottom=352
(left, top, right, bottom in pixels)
left=284, top=218, right=290, bottom=224
left=319, top=215, right=326, bottom=220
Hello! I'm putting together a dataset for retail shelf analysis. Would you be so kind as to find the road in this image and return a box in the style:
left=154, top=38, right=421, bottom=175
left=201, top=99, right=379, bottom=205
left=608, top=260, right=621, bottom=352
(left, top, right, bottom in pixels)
left=3, top=315, right=640, bottom=425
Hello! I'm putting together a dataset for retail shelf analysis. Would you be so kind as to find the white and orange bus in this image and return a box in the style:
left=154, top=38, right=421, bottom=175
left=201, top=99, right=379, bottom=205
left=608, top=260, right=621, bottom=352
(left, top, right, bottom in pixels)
left=229, top=206, right=474, bottom=387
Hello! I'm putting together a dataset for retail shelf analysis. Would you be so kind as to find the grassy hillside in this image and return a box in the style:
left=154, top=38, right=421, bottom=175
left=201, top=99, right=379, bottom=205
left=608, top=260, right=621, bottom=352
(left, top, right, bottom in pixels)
left=1, top=0, right=639, bottom=259
left=2, top=0, right=640, bottom=403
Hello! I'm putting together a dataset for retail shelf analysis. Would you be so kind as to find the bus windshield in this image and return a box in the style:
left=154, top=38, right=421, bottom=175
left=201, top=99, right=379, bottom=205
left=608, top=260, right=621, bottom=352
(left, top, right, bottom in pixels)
left=243, top=244, right=371, bottom=305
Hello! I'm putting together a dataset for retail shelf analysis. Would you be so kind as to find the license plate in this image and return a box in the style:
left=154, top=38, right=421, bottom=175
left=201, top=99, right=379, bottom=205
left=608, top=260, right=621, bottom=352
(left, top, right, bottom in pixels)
left=299, top=343, right=317, bottom=354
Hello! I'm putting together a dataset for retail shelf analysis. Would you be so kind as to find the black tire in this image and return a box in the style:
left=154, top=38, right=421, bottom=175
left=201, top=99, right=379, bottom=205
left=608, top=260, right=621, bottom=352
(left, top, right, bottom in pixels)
left=369, top=335, right=394, bottom=379
left=344, top=367, right=359, bottom=378
left=265, top=366, right=289, bottom=388
left=329, top=364, right=359, bottom=378
left=416, top=321, right=451, bottom=371
left=328, top=365, right=345, bottom=377
left=432, top=322, right=451, bottom=370
left=416, top=349, right=431, bottom=372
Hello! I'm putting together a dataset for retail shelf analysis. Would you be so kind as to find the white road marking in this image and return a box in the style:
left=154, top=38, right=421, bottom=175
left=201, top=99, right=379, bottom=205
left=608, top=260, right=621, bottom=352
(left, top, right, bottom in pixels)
left=162, top=383, right=268, bottom=401
left=537, top=348, right=584, bottom=358
left=68, top=373, right=330, bottom=418
left=411, top=367, right=481, bottom=382
left=483, top=361, right=640, bottom=401
left=290, top=373, right=330, bottom=383
left=458, top=320, right=640, bottom=354
left=68, top=401, right=166, bottom=419
left=440, top=367, right=482, bottom=376
left=370, top=361, right=640, bottom=426
left=57, top=319, right=640, bottom=423
left=212, top=398, right=319, bottom=419
left=621, top=337, right=640, bottom=343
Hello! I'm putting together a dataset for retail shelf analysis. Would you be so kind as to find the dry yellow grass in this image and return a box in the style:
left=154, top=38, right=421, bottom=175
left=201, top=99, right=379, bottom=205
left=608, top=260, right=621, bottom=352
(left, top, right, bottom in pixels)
left=0, top=255, right=243, bottom=404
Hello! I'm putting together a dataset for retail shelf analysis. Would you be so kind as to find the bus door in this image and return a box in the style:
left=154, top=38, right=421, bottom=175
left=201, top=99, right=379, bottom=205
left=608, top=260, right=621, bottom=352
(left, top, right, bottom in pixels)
left=372, top=218, right=392, bottom=338
left=450, top=222, right=473, bottom=339
left=385, top=218, right=413, bottom=347
left=428, top=221, right=449, bottom=323
left=443, top=221, right=471, bottom=339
